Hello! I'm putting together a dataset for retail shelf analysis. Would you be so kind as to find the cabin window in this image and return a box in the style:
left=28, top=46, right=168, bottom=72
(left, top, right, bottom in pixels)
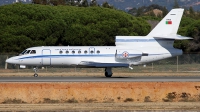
left=84, top=50, right=87, bottom=54
left=59, top=51, right=63, bottom=54
left=66, top=50, right=69, bottom=54
left=30, top=50, right=36, bottom=54
left=78, top=50, right=81, bottom=54
left=72, top=50, right=75, bottom=54
left=90, top=50, right=94, bottom=53
left=97, top=50, right=100, bottom=54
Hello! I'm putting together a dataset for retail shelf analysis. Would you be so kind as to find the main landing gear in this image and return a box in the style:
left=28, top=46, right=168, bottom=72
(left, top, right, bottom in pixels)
left=105, top=67, right=113, bottom=77
left=33, top=67, right=38, bottom=77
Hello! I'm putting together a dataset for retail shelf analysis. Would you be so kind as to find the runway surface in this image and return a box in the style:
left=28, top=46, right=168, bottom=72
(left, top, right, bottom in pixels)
left=0, top=76, right=200, bottom=82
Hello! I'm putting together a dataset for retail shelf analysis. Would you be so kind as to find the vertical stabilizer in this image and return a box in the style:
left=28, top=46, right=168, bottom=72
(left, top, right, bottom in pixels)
left=147, top=9, right=184, bottom=37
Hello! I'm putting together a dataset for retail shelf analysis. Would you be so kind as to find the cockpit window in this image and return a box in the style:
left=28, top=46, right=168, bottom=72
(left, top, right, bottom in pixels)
left=20, top=50, right=27, bottom=55
left=19, top=49, right=36, bottom=55
left=25, top=50, right=31, bottom=54
left=30, top=50, right=36, bottom=54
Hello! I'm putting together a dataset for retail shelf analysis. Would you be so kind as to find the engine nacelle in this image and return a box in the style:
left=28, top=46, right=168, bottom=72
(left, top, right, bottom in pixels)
left=115, top=49, right=143, bottom=59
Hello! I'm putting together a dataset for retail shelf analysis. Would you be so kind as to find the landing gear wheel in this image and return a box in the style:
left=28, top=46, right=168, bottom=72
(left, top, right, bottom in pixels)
left=105, top=67, right=113, bottom=77
left=105, top=72, right=112, bottom=77
left=33, top=67, right=39, bottom=77
left=34, top=73, right=38, bottom=77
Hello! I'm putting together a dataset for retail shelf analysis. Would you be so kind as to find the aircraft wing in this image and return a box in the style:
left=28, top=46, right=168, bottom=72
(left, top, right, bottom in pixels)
left=78, top=61, right=129, bottom=67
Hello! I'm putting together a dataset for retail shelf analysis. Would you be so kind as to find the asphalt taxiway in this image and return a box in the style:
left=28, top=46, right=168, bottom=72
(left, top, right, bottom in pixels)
left=0, top=76, right=200, bottom=82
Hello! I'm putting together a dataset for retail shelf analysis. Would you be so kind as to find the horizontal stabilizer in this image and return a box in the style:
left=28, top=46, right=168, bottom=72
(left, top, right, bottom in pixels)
left=79, top=61, right=129, bottom=67
left=154, top=35, right=193, bottom=40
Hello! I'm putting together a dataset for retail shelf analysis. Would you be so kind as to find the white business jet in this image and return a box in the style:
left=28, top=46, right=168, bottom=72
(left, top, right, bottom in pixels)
left=6, top=8, right=192, bottom=77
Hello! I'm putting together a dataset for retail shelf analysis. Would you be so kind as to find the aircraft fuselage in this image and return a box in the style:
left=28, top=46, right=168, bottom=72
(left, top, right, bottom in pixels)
left=6, top=42, right=182, bottom=67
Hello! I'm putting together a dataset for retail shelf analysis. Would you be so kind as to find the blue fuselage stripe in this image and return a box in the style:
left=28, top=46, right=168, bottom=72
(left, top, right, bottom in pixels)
left=17, top=53, right=169, bottom=60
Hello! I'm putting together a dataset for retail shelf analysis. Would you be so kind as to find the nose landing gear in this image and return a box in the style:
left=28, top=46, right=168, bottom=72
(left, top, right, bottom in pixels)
left=33, top=67, right=38, bottom=77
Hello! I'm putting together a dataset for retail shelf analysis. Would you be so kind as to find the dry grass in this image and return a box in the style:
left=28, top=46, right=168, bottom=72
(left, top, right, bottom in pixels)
left=1, top=72, right=200, bottom=77
left=1, top=63, right=200, bottom=77
left=1, top=67, right=200, bottom=77
left=0, top=103, right=200, bottom=111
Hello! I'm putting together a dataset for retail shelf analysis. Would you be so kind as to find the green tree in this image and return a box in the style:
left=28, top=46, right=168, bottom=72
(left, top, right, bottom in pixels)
left=82, top=0, right=88, bottom=7
left=173, top=0, right=179, bottom=8
left=102, top=2, right=114, bottom=9
left=49, top=0, right=66, bottom=6
left=136, top=7, right=143, bottom=16
left=162, top=7, right=168, bottom=17
left=189, top=6, right=194, bottom=15
left=32, top=0, right=40, bottom=4
left=90, top=0, right=98, bottom=6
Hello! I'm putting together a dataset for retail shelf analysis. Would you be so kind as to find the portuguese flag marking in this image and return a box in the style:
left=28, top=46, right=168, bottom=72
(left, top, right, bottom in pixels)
left=166, top=21, right=172, bottom=24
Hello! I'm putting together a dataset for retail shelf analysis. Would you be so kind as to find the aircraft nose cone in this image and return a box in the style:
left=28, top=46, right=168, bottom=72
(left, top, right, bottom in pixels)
left=6, top=58, right=13, bottom=64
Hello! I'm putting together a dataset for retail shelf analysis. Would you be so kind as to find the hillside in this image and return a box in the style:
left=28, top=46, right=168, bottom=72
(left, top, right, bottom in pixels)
left=1, top=0, right=200, bottom=11
left=96, top=0, right=200, bottom=11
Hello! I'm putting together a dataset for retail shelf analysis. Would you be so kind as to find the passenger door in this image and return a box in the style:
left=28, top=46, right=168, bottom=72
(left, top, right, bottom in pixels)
left=42, top=49, right=51, bottom=65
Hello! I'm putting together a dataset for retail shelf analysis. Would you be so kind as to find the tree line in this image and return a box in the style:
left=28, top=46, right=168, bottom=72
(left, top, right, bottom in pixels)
left=0, top=2, right=200, bottom=54
left=0, top=3, right=150, bottom=53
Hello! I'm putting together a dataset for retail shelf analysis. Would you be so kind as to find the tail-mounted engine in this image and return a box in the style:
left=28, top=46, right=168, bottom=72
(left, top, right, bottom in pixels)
left=115, top=49, right=143, bottom=59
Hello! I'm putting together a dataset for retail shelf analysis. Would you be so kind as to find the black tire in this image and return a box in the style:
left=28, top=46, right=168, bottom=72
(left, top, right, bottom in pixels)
left=34, top=73, right=38, bottom=77
left=105, top=72, right=112, bottom=77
